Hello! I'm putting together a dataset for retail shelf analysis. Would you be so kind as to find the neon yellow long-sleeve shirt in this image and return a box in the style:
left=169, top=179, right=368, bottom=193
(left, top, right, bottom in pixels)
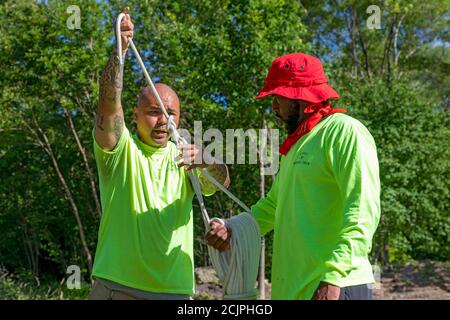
left=252, top=113, right=381, bottom=300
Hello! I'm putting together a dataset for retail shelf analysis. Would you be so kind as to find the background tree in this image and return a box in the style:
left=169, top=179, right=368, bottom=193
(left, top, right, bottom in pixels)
left=0, top=0, right=448, bottom=298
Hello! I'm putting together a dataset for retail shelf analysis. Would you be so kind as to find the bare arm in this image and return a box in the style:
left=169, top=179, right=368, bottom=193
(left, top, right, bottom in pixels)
left=95, top=9, right=133, bottom=151
left=95, top=49, right=126, bottom=150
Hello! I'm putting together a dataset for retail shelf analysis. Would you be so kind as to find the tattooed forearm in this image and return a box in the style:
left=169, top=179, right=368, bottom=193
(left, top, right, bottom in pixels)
left=94, top=48, right=126, bottom=150
left=95, top=114, right=105, bottom=131
left=206, top=163, right=230, bottom=188
left=94, top=110, right=123, bottom=136
left=113, top=114, right=124, bottom=141
left=99, top=49, right=126, bottom=106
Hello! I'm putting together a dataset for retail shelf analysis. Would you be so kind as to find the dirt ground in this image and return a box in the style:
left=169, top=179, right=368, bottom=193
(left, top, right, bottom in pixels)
left=194, top=260, right=450, bottom=300
left=373, top=260, right=450, bottom=300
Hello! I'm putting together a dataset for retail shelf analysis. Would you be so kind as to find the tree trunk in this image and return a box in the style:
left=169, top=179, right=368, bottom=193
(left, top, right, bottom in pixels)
left=355, top=14, right=371, bottom=78
left=258, top=118, right=267, bottom=299
left=267, top=126, right=277, bottom=182
left=18, top=197, right=39, bottom=282
left=23, top=110, right=93, bottom=274
left=393, top=15, right=404, bottom=67
left=380, top=19, right=395, bottom=76
left=347, top=7, right=359, bottom=77
left=64, top=108, right=102, bottom=219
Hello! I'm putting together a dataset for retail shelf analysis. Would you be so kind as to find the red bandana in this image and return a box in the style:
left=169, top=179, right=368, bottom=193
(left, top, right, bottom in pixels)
left=279, top=102, right=347, bottom=155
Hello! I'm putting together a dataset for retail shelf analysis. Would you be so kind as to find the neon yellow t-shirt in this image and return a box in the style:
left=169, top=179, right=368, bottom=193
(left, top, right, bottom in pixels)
left=92, top=127, right=215, bottom=295
left=252, top=113, right=381, bottom=300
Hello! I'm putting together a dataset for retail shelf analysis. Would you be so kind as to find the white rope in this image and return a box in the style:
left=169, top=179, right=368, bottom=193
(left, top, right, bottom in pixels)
left=116, top=13, right=126, bottom=65
left=208, top=213, right=261, bottom=299
left=116, top=11, right=260, bottom=299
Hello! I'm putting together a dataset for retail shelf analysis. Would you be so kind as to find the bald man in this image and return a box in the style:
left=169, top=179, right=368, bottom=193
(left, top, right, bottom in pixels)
left=89, top=11, right=229, bottom=300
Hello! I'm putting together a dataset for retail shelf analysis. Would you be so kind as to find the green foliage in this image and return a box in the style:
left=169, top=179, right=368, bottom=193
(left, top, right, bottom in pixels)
left=301, top=0, right=449, bottom=104
left=0, top=0, right=448, bottom=299
left=0, top=0, right=109, bottom=279
left=0, top=273, right=90, bottom=300
left=335, top=77, right=450, bottom=263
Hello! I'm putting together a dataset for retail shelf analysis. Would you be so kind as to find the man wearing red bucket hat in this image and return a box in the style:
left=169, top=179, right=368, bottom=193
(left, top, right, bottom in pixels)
left=207, top=53, right=380, bottom=300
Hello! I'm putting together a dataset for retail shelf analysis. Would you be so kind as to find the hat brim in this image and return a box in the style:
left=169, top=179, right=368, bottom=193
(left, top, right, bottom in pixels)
left=256, top=83, right=340, bottom=103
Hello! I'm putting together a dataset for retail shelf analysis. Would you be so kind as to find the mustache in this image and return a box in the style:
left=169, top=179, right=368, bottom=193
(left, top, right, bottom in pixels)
left=153, top=126, right=169, bottom=133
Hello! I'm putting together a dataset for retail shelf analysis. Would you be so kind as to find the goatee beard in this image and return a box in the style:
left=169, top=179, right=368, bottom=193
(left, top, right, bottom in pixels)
left=285, top=103, right=301, bottom=134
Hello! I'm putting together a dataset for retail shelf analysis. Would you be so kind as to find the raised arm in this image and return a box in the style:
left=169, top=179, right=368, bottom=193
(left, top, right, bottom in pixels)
left=95, top=9, right=133, bottom=150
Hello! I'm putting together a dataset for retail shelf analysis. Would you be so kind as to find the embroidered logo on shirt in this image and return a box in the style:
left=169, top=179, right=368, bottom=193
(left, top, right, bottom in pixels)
left=294, top=152, right=311, bottom=166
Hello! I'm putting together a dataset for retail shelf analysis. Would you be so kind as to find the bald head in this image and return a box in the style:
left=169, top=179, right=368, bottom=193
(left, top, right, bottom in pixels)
left=134, top=83, right=181, bottom=147
left=137, top=83, right=180, bottom=112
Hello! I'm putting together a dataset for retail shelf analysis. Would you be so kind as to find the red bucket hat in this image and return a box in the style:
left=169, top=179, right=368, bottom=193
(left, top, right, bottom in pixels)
left=256, top=53, right=339, bottom=103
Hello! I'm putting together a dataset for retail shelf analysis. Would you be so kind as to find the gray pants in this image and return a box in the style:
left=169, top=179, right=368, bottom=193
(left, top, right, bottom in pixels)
left=88, top=278, right=191, bottom=300
left=339, top=284, right=372, bottom=300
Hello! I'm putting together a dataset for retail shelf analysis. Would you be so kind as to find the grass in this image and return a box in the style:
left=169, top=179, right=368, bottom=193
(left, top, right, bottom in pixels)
left=0, top=274, right=91, bottom=300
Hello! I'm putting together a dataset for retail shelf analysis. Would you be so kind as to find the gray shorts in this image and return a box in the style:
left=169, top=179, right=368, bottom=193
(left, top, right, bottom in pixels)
left=339, top=283, right=372, bottom=300
left=88, top=278, right=192, bottom=300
